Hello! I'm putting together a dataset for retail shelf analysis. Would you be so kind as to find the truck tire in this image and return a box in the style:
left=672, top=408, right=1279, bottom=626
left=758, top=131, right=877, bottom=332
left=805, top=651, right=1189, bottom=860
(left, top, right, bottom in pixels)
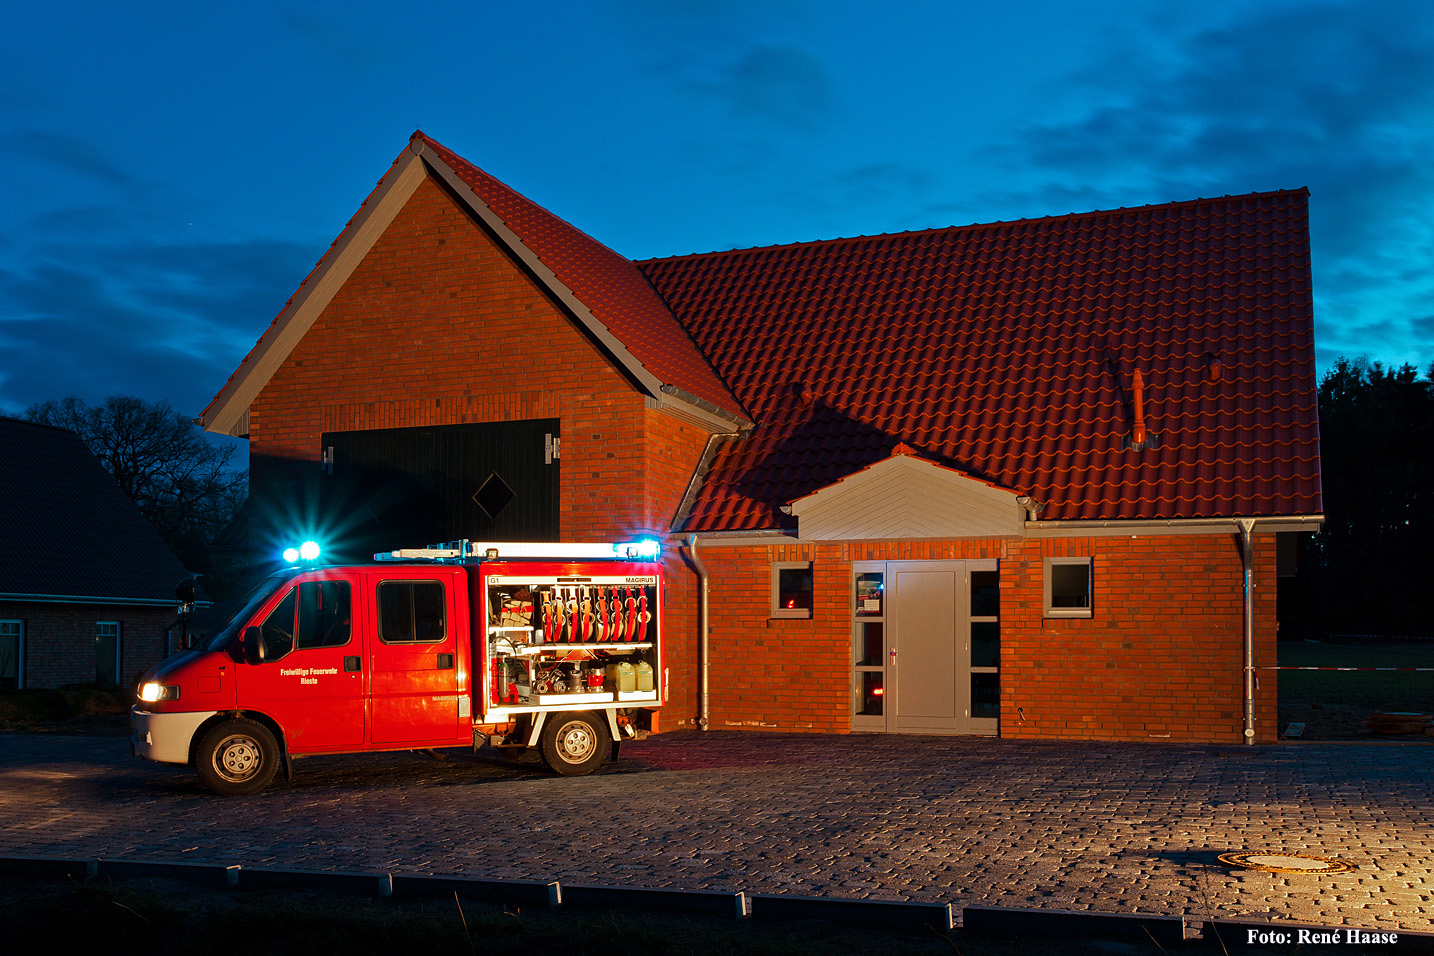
left=539, top=712, right=609, bottom=776
left=196, top=719, right=280, bottom=795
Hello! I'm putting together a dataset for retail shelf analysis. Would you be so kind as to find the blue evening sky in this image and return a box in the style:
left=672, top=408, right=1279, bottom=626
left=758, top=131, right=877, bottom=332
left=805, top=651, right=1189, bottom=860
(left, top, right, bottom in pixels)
left=2, top=0, right=1431, bottom=426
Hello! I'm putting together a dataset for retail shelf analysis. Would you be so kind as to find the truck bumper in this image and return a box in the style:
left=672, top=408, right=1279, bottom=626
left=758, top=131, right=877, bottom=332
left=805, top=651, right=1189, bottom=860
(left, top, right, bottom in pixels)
left=130, top=707, right=221, bottom=765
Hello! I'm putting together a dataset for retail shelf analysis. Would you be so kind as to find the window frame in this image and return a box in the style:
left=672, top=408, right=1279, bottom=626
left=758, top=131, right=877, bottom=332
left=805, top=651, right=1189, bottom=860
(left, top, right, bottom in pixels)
left=770, top=561, right=814, bottom=620
left=0, top=619, right=24, bottom=689
left=1043, top=556, right=1093, bottom=618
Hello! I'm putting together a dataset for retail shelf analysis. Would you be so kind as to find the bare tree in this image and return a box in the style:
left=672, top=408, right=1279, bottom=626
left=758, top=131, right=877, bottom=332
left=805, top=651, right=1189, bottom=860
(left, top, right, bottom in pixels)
left=25, top=396, right=246, bottom=571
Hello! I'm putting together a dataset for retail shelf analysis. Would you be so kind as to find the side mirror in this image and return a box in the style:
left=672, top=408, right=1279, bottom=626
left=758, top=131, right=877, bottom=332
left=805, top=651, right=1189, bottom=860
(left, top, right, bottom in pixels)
left=244, top=626, right=266, bottom=665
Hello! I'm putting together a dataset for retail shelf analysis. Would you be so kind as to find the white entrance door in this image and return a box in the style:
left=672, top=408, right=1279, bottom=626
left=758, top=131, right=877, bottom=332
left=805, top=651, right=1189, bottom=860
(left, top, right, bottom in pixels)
left=851, top=559, right=999, bottom=736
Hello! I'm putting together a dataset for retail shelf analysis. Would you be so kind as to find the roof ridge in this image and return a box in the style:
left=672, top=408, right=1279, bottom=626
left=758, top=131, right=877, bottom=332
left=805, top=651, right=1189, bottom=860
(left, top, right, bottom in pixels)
left=636, top=188, right=1310, bottom=265
left=415, top=131, right=634, bottom=274
left=0, top=414, right=81, bottom=437
left=414, top=132, right=750, bottom=422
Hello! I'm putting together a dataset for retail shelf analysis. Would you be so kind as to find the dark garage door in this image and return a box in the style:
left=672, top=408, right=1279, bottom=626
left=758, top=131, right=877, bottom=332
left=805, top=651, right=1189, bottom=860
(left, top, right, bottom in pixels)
left=319, top=419, right=559, bottom=561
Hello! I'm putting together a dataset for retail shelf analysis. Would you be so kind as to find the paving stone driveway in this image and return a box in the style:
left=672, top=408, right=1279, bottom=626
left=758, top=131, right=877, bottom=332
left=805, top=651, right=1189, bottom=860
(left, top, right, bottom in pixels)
left=0, top=730, right=1429, bottom=931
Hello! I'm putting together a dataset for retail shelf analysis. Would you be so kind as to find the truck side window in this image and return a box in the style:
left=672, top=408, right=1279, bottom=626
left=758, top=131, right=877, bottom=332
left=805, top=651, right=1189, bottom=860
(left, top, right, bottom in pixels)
left=260, top=588, right=297, bottom=659
left=378, top=581, right=446, bottom=644
left=298, top=581, right=351, bottom=649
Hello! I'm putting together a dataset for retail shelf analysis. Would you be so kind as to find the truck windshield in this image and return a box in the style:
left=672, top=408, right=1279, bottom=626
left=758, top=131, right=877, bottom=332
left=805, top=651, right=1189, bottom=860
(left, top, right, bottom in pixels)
left=205, top=573, right=296, bottom=652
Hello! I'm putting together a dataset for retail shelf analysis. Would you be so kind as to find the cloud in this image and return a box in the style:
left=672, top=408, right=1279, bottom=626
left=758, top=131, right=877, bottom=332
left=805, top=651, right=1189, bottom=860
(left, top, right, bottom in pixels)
left=0, top=129, right=136, bottom=188
left=0, top=227, right=315, bottom=417
left=282, top=12, right=386, bottom=72
left=992, top=0, right=1434, bottom=368
left=723, top=45, right=833, bottom=126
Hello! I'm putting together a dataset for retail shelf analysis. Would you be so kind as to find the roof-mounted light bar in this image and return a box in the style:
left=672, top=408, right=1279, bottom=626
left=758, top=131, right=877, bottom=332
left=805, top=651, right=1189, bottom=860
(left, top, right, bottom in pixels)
left=374, top=539, right=661, bottom=562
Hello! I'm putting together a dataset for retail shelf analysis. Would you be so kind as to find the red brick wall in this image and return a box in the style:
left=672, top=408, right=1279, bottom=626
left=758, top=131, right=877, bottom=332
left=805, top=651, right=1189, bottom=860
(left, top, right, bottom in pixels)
left=248, top=175, right=700, bottom=544
left=240, top=172, right=1281, bottom=744
left=0, top=602, right=175, bottom=689
left=671, top=532, right=1278, bottom=742
left=245, top=173, right=716, bottom=724
left=1001, top=533, right=1278, bottom=744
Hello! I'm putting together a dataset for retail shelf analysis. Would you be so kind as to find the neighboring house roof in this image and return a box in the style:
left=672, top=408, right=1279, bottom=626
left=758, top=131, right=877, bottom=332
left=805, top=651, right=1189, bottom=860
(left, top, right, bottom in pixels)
left=202, top=132, right=747, bottom=435
left=0, top=417, right=191, bottom=604
left=638, top=189, right=1321, bottom=529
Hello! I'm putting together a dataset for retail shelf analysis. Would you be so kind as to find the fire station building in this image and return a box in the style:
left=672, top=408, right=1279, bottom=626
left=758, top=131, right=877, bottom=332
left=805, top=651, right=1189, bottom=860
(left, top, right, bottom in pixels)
left=203, top=132, right=1321, bottom=744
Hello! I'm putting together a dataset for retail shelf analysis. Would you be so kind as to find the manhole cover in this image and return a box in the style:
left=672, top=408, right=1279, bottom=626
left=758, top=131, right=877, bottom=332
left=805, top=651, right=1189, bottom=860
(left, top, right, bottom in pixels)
left=1218, top=852, right=1353, bottom=874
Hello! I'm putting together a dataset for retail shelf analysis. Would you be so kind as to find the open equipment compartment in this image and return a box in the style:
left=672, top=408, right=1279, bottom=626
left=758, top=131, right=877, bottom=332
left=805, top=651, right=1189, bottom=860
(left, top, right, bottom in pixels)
left=483, top=571, right=661, bottom=711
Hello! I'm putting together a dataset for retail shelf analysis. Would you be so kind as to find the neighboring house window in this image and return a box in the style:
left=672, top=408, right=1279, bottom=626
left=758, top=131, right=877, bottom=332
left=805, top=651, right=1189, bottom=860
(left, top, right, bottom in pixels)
left=771, top=562, right=814, bottom=619
left=0, top=620, right=23, bottom=689
left=96, top=621, right=122, bottom=686
left=378, top=581, right=447, bottom=643
left=1044, top=557, right=1093, bottom=618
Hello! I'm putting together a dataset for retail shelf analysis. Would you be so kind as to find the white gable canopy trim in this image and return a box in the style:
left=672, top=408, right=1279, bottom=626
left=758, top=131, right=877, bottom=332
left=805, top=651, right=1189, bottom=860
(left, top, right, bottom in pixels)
left=788, top=452, right=1025, bottom=541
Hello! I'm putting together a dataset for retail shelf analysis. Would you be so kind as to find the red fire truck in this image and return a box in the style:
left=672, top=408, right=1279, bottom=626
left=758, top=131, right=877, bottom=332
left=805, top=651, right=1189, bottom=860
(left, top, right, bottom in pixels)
left=131, top=541, right=665, bottom=794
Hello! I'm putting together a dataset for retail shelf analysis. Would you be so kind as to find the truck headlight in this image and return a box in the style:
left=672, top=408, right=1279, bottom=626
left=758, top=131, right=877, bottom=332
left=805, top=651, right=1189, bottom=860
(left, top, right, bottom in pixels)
left=138, top=682, right=180, bottom=703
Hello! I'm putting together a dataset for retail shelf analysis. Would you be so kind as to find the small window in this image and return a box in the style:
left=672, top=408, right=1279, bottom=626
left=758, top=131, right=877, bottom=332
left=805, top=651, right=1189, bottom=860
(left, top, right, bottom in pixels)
left=379, top=581, right=447, bottom=643
left=1045, top=557, right=1093, bottom=618
left=771, top=562, right=814, bottom=619
left=0, top=620, right=23, bottom=689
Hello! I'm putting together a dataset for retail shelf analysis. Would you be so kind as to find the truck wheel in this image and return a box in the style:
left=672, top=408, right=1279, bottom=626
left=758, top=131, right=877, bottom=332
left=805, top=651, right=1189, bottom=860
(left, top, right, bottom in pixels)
left=539, top=712, right=609, bottom=776
left=196, top=719, right=280, bottom=795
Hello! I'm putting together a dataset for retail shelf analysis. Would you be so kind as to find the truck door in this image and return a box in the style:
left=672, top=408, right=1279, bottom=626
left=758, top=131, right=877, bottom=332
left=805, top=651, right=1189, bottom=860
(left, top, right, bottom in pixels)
left=238, top=575, right=366, bottom=753
left=367, top=569, right=462, bottom=745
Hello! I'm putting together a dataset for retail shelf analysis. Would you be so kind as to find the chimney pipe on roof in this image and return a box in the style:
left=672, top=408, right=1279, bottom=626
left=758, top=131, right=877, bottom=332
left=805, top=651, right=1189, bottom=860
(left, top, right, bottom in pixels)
left=1131, top=369, right=1148, bottom=449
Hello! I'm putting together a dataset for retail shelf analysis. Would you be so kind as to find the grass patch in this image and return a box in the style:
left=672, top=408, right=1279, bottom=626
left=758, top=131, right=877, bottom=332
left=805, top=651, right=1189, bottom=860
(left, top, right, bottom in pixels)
left=0, top=684, right=132, bottom=730
left=1277, top=640, right=1434, bottom=713
left=1, top=876, right=956, bottom=956
left=1277, top=639, right=1434, bottom=738
left=3, top=874, right=1337, bottom=956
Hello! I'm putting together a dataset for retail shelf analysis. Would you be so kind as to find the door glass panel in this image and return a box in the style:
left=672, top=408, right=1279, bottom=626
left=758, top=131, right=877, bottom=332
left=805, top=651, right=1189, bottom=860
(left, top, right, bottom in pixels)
left=855, top=573, right=884, bottom=616
left=298, top=581, right=352, bottom=649
left=971, top=672, right=1000, bottom=719
left=856, top=671, right=884, bottom=716
left=970, top=571, right=999, bottom=618
left=260, top=588, right=297, bottom=660
left=971, top=621, right=1000, bottom=668
left=857, top=622, right=884, bottom=666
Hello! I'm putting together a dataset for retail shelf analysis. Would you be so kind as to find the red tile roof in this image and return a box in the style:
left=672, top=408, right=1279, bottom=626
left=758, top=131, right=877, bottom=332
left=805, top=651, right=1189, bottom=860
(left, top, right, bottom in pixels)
left=637, top=190, right=1321, bottom=529
left=416, top=134, right=747, bottom=421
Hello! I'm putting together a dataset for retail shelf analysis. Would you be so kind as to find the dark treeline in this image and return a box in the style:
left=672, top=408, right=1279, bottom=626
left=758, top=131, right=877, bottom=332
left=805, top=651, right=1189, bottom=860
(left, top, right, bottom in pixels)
left=1285, top=357, right=1434, bottom=637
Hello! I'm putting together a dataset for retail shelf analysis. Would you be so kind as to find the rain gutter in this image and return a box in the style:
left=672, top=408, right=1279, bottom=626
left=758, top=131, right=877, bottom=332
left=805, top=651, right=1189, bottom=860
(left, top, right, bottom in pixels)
left=684, top=533, right=711, bottom=731
left=1238, top=518, right=1257, bottom=744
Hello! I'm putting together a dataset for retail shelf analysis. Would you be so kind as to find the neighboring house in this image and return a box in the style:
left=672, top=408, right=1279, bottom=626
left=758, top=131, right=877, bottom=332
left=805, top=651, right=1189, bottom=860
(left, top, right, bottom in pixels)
left=0, top=417, right=193, bottom=689
left=202, top=132, right=1321, bottom=744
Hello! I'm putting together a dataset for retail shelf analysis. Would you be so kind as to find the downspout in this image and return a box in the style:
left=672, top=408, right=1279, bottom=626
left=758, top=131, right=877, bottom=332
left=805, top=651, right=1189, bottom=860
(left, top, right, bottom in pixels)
left=1238, top=518, right=1256, bottom=744
left=685, top=533, right=710, bottom=731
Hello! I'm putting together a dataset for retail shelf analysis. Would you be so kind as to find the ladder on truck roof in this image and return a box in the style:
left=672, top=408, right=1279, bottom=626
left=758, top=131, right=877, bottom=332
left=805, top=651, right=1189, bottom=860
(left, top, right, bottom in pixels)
left=374, top=540, right=662, bottom=562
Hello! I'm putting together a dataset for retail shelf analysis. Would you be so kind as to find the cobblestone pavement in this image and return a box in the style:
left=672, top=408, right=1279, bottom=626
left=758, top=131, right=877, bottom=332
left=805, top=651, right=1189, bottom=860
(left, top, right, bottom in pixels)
left=0, top=730, right=1430, bottom=931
